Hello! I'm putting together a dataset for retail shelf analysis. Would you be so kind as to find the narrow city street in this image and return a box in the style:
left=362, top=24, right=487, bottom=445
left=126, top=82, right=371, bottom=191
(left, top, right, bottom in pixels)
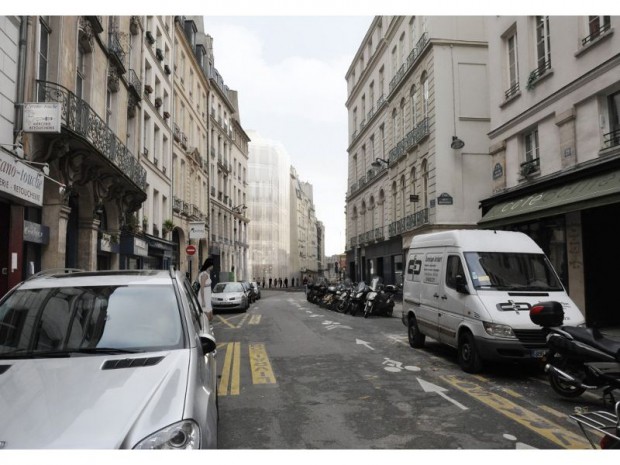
left=214, top=290, right=601, bottom=450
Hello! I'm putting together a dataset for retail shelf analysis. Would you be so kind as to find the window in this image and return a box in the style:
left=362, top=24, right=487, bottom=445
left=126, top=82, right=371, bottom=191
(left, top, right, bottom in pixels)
left=410, top=85, right=418, bottom=128
left=445, top=255, right=465, bottom=290
left=524, top=128, right=539, bottom=162
left=422, top=72, right=429, bottom=120
left=505, top=31, right=519, bottom=98
left=369, top=82, right=374, bottom=111
left=392, top=108, right=398, bottom=146
left=37, top=17, right=50, bottom=100
left=76, top=44, right=86, bottom=99
left=391, top=46, right=398, bottom=76
left=535, top=16, right=551, bottom=71
left=410, top=17, right=417, bottom=50
left=379, top=66, right=385, bottom=97
left=399, top=32, right=406, bottom=67
left=400, top=98, right=406, bottom=139
left=584, top=16, right=611, bottom=45
left=379, top=124, right=385, bottom=158
left=421, top=159, right=428, bottom=207
left=606, top=91, right=620, bottom=149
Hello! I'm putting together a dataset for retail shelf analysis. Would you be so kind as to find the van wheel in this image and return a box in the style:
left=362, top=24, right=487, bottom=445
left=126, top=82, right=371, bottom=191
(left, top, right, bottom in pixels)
left=458, top=331, right=483, bottom=373
left=408, top=315, right=425, bottom=348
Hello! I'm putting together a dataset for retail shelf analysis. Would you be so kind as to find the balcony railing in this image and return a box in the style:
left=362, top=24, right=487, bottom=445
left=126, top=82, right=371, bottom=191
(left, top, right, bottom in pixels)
left=504, top=82, right=520, bottom=100
left=389, top=32, right=429, bottom=95
left=37, top=80, right=146, bottom=191
left=127, top=69, right=142, bottom=100
left=107, top=32, right=127, bottom=74
left=520, top=157, right=540, bottom=177
left=388, top=208, right=429, bottom=237
left=603, top=128, right=620, bottom=150
left=388, top=118, right=430, bottom=164
left=526, top=59, right=551, bottom=89
left=582, top=21, right=611, bottom=46
left=173, top=196, right=183, bottom=213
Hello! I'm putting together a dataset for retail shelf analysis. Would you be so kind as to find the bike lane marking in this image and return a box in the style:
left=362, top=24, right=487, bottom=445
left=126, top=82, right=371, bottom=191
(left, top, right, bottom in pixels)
left=249, top=343, right=277, bottom=385
left=218, top=342, right=241, bottom=396
left=249, top=314, right=262, bottom=325
left=215, top=313, right=250, bottom=329
left=441, top=375, right=590, bottom=449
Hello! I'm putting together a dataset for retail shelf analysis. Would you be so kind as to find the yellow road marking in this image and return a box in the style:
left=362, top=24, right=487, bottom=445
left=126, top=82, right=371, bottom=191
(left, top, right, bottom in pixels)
left=218, top=342, right=241, bottom=396
left=502, top=388, right=523, bottom=398
left=216, top=313, right=250, bottom=329
left=442, top=375, right=589, bottom=449
left=249, top=314, right=262, bottom=325
left=249, top=343, right=277, bottom=385
left=539, top=405, right=566, bottom=419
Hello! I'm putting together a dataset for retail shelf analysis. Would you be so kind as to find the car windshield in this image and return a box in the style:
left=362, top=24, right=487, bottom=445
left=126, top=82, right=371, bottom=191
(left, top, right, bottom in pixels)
left=464, top=252, right=564, bottom=291
left=0, top=285, right=184, bottom=357
left=213, top=282, right=243, bottom=293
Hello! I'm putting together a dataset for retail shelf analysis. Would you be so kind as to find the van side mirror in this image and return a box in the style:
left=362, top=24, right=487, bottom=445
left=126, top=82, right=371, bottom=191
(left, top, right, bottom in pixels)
left=455, top=275, right=469, bottom=294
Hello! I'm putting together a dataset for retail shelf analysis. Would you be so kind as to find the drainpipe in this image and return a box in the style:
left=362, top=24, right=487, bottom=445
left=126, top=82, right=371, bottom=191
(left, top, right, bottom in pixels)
left=15, top=16, right=29, bottom=142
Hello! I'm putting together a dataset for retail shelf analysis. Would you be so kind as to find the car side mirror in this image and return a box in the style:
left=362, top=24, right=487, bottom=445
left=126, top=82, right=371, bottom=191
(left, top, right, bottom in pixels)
left=200, top=334, right=217, bottom=354
left=455, top=275, right=469, bottom=294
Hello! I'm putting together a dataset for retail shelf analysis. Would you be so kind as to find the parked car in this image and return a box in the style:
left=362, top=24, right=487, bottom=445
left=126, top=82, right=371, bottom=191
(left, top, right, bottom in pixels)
left=239, top=281, right=257, bottom=304
left=212, top=282, right=249, bottom=312
left=0, top=268, right=218, bottom=449
left=250, top=281, right=261, bottom=300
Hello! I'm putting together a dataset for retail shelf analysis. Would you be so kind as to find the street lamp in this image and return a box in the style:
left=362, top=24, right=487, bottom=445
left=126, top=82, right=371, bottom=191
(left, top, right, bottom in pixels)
left=371, top=157, right=390, bottom=168
left=232, top=204, right=247, bottom=214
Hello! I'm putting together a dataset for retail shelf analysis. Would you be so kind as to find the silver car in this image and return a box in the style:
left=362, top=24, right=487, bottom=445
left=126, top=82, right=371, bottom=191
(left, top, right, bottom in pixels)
left=211, top=282, right=249, bottom=312
left=0, top=268, right=218, bottom=449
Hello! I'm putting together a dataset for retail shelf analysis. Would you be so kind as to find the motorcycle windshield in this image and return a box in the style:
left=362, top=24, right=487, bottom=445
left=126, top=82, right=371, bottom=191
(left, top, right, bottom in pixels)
left=370, top=276, right=383, bottom=291
left=357, top=282, right=367, bottom=292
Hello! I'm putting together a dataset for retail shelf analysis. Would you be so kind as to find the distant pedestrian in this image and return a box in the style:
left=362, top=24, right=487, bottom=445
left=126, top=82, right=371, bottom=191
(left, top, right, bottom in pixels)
left=278, top=278, right=283, bottom=288
left=269, top=277, right=272, bottom=288
left=284, top=278, right=288, bottom=288
left=291, top=277, right=295, bottom=287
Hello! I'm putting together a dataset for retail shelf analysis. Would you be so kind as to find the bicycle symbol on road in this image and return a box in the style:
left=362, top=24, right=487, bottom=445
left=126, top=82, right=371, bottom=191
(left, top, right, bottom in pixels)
left=382, top=357, right=421, bottom=373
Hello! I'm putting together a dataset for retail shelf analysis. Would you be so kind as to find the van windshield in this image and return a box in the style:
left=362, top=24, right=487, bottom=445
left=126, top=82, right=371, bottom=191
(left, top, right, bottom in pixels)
left=464, top=252, right=564, bottom=291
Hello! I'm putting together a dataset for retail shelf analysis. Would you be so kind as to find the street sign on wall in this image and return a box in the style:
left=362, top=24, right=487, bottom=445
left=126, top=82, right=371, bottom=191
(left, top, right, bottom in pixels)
left=23, top=103, right=61, bottom=133
left=189, top=221, right=206, bottom=239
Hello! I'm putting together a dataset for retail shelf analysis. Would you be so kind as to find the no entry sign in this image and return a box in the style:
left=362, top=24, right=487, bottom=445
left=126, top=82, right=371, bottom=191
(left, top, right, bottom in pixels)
left=186, top=245, right=196, bottom=256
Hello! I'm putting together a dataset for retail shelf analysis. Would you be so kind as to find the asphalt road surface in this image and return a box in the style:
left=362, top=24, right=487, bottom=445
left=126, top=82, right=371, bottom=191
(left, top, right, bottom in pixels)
left=212, top=289, right=610, bottom=450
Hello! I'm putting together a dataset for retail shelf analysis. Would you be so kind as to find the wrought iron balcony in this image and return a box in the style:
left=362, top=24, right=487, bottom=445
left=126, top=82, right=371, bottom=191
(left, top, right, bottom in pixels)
left=388, top=208, right=429, bottom=237
left=107, top=32, right=127, bottom=74
left=504, top=82, right=520, bottom=100
left=520, top=157, right=540, bottom=177
left=37, top=80, right=146, bottom=191
left=603, top=128, right=620, bottom=149
left=127, top=69, right=142, bottom=100
left=582, top=21, right=611, bottom=46
left=389, top=32, right=429, bottom=95
left=526, top=59, right=551, bottom=89
left=388, top=118, right=430, bottom=164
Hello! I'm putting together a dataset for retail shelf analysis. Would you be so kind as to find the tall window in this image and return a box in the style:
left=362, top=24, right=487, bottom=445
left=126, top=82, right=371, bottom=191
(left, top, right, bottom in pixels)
left=410, top=85, right=418, bottom=128
left=422, top=72, right=429, bottom=120
left=410, top=166, right=417, bottom=209
left=379, top=124, right=385, bottom=158
left=535, top=16, right=551, bottom=71
left=524, top=128, right=539, bottom=161
left=369, top=135, right=375, bottom=161
left=369, top=81, right=374, bottom=110
left=105, top=90, right=112, bottom=126
left=391, top=46, right=398, bottom=76
left=379, top=66, right=384, bottom=97
left=506, top=31, right=519, bottom=94
left=421, top=159, right=428, bottom=207
left=400, top=175, right=406, bottom=218
left=38, top=17, right=50, bottom=100
left=76, top=44, right=86, bottom=99
left=607, top=91, right=620, bottom=148
left=399, top=32, right=406, bottom=67
left=587, top=16, right=611, bottom=41
left=361, top=95, right=366, bottom=119
left=410, top=17, right=417, bottom=49
left=392, top=109, right=398, bottom=146
left=399, top=98, right=406, bottom=139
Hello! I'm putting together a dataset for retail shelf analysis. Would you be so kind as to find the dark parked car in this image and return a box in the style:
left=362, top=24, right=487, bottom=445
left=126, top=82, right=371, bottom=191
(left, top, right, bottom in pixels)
left=239, top=281, right=257, bottom=304
left=250, top=282, right=261, bottom=300
left=0, top=268, right=218, bottom=449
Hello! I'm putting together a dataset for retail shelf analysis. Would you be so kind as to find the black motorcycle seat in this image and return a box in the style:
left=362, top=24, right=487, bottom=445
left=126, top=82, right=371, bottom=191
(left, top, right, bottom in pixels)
left=562, top=326, right=620, bottom=360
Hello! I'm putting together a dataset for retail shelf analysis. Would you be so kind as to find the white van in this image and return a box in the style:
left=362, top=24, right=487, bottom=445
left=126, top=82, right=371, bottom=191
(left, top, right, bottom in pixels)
left=401, top=229, right=584, bottom=373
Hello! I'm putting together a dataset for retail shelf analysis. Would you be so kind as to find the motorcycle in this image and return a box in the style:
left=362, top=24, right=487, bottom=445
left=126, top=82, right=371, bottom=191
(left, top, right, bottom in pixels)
left=348, top=281, right=371, bottom=316
left=529, top=301, right=620, bottom=402
left=363, top=277, right=397, bottom=318
left=570, top=401, right=620, bottom=449
left=336, top=280, right=353, bottom=313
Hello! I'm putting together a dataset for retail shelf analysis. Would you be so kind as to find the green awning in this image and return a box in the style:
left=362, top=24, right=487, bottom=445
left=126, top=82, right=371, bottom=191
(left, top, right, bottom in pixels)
left=479, top=168, right=620, bottom=227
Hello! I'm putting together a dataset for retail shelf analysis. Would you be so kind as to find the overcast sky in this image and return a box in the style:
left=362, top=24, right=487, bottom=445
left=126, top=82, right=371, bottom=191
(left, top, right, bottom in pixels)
left=202, top=16, right=372, bottom=257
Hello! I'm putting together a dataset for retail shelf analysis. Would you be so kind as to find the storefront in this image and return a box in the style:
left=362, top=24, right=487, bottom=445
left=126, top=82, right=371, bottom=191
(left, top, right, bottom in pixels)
left=479, top=156, right=620, bottom=327
left=347, top=236, right=402, bottom=285
left=120, top=233, right=149, bottom=270
left=0, top=150, right=45, bottom=297
left=144, top=234, right=174, bottom=270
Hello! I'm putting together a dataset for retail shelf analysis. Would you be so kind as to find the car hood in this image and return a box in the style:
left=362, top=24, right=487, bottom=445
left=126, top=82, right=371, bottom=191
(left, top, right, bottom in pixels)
left=0, top=350, right=190, bottom=449
left=212, top=292, right=244, bottom=299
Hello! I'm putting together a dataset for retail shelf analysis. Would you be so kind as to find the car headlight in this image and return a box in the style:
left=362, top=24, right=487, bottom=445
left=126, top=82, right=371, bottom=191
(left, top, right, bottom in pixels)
left=482, top=322, right=516, bottom=339
left=133, top=420, right=200, bottom=449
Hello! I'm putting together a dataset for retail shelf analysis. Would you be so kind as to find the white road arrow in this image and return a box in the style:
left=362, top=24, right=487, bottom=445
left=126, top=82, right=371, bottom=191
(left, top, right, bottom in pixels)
left=417, top=378, right=468, bottom=410
left=356, top=339, right=375, bottom=351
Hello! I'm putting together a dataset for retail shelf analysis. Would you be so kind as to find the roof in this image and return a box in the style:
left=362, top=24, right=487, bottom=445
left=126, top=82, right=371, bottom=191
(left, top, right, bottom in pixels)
left=408, top=229, right=542, bottom=253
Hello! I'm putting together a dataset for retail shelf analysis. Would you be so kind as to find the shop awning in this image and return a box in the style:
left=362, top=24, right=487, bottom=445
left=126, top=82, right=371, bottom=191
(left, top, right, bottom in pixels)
left=479, top=168, right=620, bottom=227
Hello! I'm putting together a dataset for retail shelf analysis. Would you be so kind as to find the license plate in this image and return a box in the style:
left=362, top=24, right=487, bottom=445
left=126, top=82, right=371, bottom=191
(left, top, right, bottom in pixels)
left=531, top=349, right=547, bottom=358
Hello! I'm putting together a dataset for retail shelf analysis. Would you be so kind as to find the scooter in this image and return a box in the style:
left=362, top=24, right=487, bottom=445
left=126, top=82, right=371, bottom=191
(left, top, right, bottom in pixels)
left=363, top=277, right=397, bottom=318
left=529, top=301, right=620, bottom=403
left=570, top=401, right=620, bottom=449
left=348, top=281, right=371, bottom=316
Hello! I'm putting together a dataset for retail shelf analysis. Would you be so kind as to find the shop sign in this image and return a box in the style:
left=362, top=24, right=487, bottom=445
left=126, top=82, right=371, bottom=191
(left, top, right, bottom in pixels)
left=99, top=233, right=119, bottom=253
left=189, top=221, right=206, bottom=239
left=23, top=103, right=61, bottom=133
left=23, top=220, right=49, bottom=244
left=134, top=238, right=149, bottom=257
left=0, top=151, right=44, bottom=206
